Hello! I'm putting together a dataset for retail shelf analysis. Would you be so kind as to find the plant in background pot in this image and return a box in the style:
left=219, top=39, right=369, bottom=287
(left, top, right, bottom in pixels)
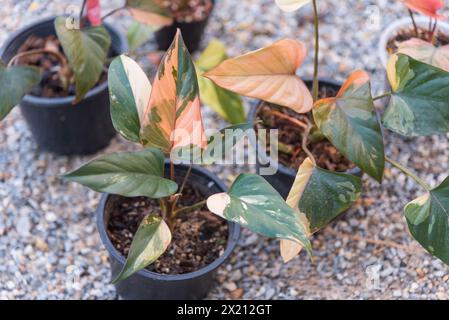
left=378, top=0, right=449, bottom=69
left=63, top=30, right=313, bottom=299
left=205, top=0, right=449, bottom=268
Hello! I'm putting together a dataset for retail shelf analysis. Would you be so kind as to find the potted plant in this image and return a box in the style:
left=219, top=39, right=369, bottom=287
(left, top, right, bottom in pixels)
left=378, top=0, right=449, bottom=69
left=0, top=0, right=182, bottom=155
left=204, top=0, right=449, bottom=267
left=63, top=30, right=313, bottom=299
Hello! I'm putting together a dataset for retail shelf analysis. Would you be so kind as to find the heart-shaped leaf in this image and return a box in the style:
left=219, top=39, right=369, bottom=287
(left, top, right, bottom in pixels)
left=207, top=174, right=312, bottom=254
left=108, top=55, right=152, bottom=142
left=275, top=0, right=311, bottom=12
left=126, top=0, right=173, bottom=26
left=63, top=148, right=178, bottom=198
left=127, top=21, right=158, bottom=51
left=398, top=38, right=449, bottom=73
left=86, top=0, right=102, bottom=26
left=204, top=39, right=313, bottom=113
left=281, top=158, right=362, bottom=262
left=313, top=70, right=385, bottom=182
left=403, top=0, right=446, bottom=20
left=0, top=62, right=41, bottom=121
left=55, top=16, right=111, bottom=103
left=383, top=53, right=449, bottom=136
left=140, top=30, right=206, bottom=154
left=197, top=40, right=245, bottom=124
left=405, top=176, right=449, bottom=265
left=112, top=214, right=171, bottom=283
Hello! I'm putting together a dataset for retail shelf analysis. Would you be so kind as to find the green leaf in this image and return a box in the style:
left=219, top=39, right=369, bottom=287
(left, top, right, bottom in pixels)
left=108, top=55, right=151, bottom=142
left=383, top=53, right=449, bottom=136
left=55, top=16, right=111, bottom=103
left=112, top=214, right=171, bottom=283
left=313, top=70, right=385, bottom=182
left=0, top=62, right=40, bottom=121
left=127, top=21, right=157, bottom=51
left=207, top=174, right=312, bottom=254
left=405, top=177, right=449, bottom=265
left=63, top=148, right=177, bottom=198
left=126, top=0, right=173, bottom=26
left=196, top=40, right=246, bottom=125
left=297, top=159, right=363, bottom=233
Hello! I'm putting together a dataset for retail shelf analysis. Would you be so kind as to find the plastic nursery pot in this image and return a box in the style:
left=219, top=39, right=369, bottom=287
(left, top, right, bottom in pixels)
left=155, top=1, right=215, bottom=52
left=378, top=16, right=449, bottom=69
left=247, top=78, right=363, bottom=199
left=0, top=17, right=128, bottom=156
left=97, top=163, right=241, bottom=300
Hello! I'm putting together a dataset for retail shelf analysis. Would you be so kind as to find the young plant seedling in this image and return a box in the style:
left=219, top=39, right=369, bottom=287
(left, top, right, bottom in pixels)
left=205, top=0, right=449, bottom=266
left=64, top=30, right=312, bottom=283
left=0, top=0, right=174, bottom=121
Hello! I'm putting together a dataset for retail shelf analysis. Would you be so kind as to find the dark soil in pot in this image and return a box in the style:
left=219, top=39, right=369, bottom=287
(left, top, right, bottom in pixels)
left=249, top=78, right=361, bottom=198
left=0, top=17, right=127, bottom=155
left=98, top=163, right=240, bottom=300
left=386, top=27, right=449, bottom=54
left=155, top=0, right=214, bottom=52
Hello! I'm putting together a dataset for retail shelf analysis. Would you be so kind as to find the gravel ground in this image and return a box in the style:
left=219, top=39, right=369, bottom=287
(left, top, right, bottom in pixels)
left=1, top=0, right=449, bottom=300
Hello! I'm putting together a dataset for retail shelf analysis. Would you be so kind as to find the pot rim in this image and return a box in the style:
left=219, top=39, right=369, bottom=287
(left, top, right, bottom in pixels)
left=96, top=163, right=241, bottom=282
left=247, top=77, right=362, bottom=177
left=0, top=15, right=128, bottom=107
left=378, top=16, right=449, bottom=69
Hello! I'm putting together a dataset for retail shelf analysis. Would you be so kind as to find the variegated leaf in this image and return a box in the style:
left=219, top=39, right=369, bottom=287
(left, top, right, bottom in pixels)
left=207, top=174, right=312, bottom=254
left=112, top=214, right=171, bottom=283
left=55, top=16, right=111, bottom=103
left=383, top=53, right=449, bottom=136
left=281, top=158, right=362, bottom=262
left=108, top=55, right=152, bottom=142
left=403, top=0, right=446, bottom=20
left=86, top=0, right=102, bottom=26
left=398, top=38, right=449, bottom=73
left=313, top=70, right=385, bottom=182
left=204, top=39, right=313, bottom=113
left=140, top=30, right=206, bottom=154
left=126, top=0, right=173, bottom=26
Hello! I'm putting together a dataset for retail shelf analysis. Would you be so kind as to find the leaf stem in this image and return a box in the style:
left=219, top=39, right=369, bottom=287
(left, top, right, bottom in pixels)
left=101, top=5, right=126, bottom=21
left=385, top=156, right=431, bottom=191
left=312, top=0, right=320, bottom=102
left=373, top=92, right=392, bottom=101
left=173, top=200, right=207, bottom=217
left=302, top=117, right=316, bottom=166
left=80, top=0, right=87, bottom=23
left=7, top=49, right=67, bottom=68
left=408, top=9, right=419, bottom=37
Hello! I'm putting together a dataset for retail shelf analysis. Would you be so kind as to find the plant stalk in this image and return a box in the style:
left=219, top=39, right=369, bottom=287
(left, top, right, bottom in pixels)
left=373, top=92, right=392, bottom=101
left=385, top=156, right=431, bottom=191
left=302, top=117, right=316, bottom=165
left=101, top=5, right=126, bottom=21
left=7, top=49, right=67, bottom=68
left=173, top=200, right=207, bottom=217
left=312, top=0, right=320, bottom=102
left=79, top=0, right=87, bottom=23
left=408, top=9, right=419, bottom=37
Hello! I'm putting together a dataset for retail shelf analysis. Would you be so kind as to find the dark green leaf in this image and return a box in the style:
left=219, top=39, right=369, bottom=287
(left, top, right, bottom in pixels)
left=0, top=62, right=40, bottom=121
left=313, top=70, right=384, bottom=182
left=405, top=177, right=449, bottom=265
left=207, top=174, right=312, bottom=254
left=63, top=148, right=177, bottom=198
left=55, top=16, right=111, bottom=103
left=112, top=214, right=171, bottom=283
left=383, top=53, right=449, bottom=136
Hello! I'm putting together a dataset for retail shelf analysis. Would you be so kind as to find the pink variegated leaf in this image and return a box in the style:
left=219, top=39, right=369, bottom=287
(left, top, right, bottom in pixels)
left=140, top=29, right=206, bottom=154
left=398, top=38, right=449, bottom=72
left=402, top=0, right=446, bottom=20
left=86, top=0, right=102, bottom=26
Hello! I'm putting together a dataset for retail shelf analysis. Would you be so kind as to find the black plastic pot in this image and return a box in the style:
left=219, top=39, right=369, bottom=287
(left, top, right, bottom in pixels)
left=0, top=17, right=128, bottom=155
left=97, top=163, right=241, bottom=300
left=155, top=1, right=215, bottom=52
left=248, top=78, right=363, bottom=199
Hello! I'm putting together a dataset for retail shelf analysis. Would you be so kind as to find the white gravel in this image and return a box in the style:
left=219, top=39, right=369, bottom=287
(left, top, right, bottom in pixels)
left=1, top=0, right=449, bottom=299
